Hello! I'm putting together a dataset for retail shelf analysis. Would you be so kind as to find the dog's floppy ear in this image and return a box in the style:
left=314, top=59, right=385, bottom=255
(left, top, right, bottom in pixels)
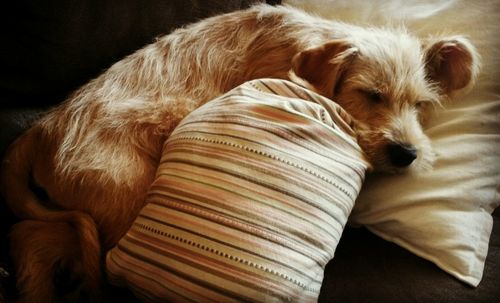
left=423, top=36, right=480, bottom=96
left=291, top=39, right=358, bottom=98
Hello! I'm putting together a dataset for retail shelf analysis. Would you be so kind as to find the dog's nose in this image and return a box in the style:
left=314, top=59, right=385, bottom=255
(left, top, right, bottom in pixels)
left=387, top=144, right=417, bottom=167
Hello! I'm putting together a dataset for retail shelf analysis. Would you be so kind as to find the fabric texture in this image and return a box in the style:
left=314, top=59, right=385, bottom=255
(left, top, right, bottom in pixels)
left=285, top=0, right=500, bottom=287
left=106, top=78, right=368, bottom=302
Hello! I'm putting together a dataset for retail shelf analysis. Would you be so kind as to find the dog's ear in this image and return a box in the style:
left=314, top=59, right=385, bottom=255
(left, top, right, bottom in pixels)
left=291, top=40, right=358, bottom=98
left=423, top=36, right=480, bottom=96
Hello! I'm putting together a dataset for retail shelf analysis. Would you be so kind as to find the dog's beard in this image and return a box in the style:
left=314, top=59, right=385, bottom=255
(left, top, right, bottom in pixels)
left=355, top=123, right=436, bottom=174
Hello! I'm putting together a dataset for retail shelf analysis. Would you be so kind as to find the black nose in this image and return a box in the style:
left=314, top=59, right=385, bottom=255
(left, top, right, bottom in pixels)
left=387, top=144, right=417, bottom=167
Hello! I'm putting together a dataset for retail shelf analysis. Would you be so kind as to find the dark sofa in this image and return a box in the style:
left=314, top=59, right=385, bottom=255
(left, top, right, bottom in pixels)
left=1, top=0, right=498, bottom=302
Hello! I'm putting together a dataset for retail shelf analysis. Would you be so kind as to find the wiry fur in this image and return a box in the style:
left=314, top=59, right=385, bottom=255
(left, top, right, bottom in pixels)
left=0, top=4, right=478, bottom=302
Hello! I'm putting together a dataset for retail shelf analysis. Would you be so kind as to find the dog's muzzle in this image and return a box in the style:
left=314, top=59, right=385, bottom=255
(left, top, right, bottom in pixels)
left=387, top=143, right=417, bottom=167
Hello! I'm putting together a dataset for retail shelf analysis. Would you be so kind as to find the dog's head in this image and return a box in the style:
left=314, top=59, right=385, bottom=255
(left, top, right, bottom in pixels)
left=291, top=29, right=479, bottom=173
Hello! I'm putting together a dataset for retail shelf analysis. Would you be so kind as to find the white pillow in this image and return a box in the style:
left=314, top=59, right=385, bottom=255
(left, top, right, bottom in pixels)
left=285, top=0, right=500, bottom=286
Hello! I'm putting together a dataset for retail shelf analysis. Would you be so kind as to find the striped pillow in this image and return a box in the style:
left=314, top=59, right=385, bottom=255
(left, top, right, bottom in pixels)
left=106, top=79, right=368, bottom=302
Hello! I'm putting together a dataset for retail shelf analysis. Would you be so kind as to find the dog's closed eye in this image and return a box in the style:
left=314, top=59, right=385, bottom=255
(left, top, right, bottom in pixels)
left=363, top=90, right=384, bottom=104
left=415, top=101, right=425, bottom=108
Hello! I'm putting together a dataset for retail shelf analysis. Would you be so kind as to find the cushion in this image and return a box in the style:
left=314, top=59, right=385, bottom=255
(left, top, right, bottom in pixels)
left=106, top=79, right=368, bottom=302
left=285, top=0, right=500, bottom=287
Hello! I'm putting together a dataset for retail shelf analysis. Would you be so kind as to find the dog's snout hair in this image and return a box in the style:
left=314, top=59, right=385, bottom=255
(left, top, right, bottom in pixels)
left=384, top=105, right=435, bottom=171
left=350, top=101, right=436, bottom=173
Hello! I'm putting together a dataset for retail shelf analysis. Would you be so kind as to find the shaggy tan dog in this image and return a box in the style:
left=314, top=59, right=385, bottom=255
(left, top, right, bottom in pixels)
left=0, top=4, right=478, bottom=302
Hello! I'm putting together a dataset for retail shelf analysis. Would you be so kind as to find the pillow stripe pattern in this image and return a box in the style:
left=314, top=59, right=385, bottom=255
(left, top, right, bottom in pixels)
left=106, top=79, right=368, bottom=302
